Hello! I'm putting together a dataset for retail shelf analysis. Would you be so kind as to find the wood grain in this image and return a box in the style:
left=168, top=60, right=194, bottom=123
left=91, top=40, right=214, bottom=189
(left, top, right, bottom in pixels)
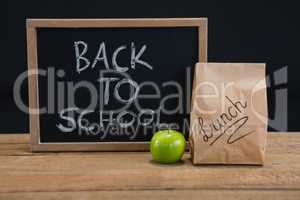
left=0, top=133, right=299, bottom=199
left=0, top=190, right=299, bottom=200
left=0, top=134, right=29, bottom=144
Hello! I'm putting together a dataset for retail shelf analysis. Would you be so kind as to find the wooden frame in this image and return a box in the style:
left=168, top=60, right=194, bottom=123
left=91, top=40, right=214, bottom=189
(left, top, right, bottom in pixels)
left=27, top=18, right=208, bottom=152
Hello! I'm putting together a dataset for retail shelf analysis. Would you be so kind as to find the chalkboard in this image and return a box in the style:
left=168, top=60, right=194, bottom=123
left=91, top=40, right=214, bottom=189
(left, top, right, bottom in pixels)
left=27, top=18, right=207, bottom=151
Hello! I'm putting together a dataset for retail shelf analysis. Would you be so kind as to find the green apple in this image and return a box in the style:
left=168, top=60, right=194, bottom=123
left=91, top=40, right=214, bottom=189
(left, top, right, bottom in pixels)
left=150, top=130, right=186, bottom=164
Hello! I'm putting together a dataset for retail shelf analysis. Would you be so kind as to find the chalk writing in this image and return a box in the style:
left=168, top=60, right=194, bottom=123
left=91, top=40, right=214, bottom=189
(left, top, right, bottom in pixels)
left=74, top=41, right=153, bottom=74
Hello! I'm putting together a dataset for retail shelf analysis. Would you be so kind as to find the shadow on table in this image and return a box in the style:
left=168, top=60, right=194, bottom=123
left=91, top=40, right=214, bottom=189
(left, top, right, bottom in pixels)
left=149, top=157, right=265, bottom=168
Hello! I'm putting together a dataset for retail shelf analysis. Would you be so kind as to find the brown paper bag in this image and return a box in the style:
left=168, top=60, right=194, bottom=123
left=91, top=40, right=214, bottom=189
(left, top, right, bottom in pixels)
left=190, top=63, right=268, bottom=165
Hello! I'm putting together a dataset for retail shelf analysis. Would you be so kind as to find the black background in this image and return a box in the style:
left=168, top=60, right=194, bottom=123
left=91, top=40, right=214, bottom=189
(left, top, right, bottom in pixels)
left=2, top=0, right=299, bottom=133
left=37, top=27, right=198, bottom=142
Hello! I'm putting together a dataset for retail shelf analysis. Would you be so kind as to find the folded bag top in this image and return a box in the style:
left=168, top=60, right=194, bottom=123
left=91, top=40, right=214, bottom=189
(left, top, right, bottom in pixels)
left=190, top=63, right=268, bottom=165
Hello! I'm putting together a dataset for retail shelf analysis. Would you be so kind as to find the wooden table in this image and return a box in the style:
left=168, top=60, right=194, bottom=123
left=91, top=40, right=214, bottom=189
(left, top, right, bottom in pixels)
left=0, top=133, right=299, bottom=200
